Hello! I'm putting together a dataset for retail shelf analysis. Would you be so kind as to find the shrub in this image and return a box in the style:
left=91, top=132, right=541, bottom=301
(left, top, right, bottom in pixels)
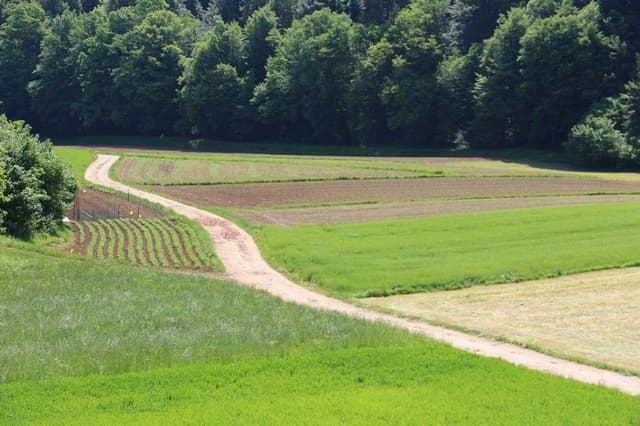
left=0, top=115, right=77, bottom=238
left=566, top=115, right=635, bottom=166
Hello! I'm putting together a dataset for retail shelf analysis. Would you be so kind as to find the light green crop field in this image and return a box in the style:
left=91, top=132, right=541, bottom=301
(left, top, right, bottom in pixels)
left=254, top=203, right=640, bottom=297
left=5, top=348, right=640, bottom=425
left=52, top=147, right=96, bottom=184
left=1, top=238, right=638, bottom=424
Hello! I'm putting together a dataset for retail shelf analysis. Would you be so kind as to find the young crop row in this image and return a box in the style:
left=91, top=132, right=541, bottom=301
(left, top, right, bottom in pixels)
left=70, top=218, right=215, bottom=271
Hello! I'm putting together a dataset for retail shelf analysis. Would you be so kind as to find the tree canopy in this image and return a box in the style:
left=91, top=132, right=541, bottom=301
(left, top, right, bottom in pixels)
left=0, top=0, right=638, bottom=165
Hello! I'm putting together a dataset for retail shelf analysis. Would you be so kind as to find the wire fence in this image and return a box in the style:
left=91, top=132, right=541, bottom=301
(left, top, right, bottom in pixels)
left=71, top=206, right=143, bottom=221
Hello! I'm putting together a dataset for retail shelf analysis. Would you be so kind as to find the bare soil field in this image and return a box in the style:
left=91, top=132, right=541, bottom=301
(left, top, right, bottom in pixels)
left=238, top=194, right=640, bottom=225
left=146, top=177, right=640, bottom=209
left=364, top=268, right=640, bottom=374
left=68, top=187, right=163, bottom=220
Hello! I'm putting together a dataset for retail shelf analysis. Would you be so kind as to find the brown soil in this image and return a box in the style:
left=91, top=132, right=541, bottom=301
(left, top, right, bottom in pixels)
left=146, top=177, right=640, bottom=209
left=240, top=194, right=640, bottom=226
left=87, top=154, right=640, bottom=396
left=67, top=217, right=215, bottom=272
left=68, top=187, right=163, bottom=220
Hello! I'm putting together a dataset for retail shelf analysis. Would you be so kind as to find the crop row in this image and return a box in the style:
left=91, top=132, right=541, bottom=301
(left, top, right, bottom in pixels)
left=70, top=218, right=215, bottom=271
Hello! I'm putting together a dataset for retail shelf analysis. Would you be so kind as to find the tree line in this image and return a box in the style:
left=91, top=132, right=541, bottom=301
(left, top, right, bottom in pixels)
left=0, top=0, right=639, bottom=166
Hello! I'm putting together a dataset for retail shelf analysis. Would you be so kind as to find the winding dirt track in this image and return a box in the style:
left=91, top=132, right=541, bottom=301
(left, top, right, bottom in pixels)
left=86, top=155, right=640, bottom=396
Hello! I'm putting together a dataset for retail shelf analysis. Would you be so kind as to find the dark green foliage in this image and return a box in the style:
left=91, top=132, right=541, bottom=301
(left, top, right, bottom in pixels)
left=0, top=116, right=77, bottom=238
left=377, top=0, right=448, bottom=146
left=29, top=11, right=84, bottom=134
left=357, top=0, right=409, bottom=24
left=0, top=2, right=46, bottom=123
left=518, top=3, right=614, bottom=148
left=112, top=10, right=197, bottom=134
left=244, top=6, right=278, bottom=82
left=181, top=22, right=248, bottom=137
left=471, top=7, right=529, bottom=147
left=435, top=44, right=481, bottom=145
left=598, top=0, right=640, bottom=60
left=446, top=0, right=523, bottom=52
left=253, top=8, right=359, bottom=143
left=268, top=0, right=296, bottom=27
left=566, top=66, right=640, bottom=166
left=0, top=0, right=634, bottom=164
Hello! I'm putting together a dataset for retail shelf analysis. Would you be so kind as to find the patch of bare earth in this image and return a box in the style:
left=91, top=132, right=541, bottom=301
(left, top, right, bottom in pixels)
left=239, top=194, right=640, bottom=225
left=364, top=268, right=640, bottom=374
left=146, top=177, right=640, bottom=209
left=68, top=187, right=163, bottom=220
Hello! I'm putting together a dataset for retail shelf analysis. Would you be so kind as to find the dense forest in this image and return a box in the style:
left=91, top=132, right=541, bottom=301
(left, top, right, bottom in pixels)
left=0, top=0, right=639, bottom=165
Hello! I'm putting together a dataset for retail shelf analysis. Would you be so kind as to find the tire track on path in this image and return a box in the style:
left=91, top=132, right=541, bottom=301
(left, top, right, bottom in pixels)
left=86, top=154, right=640, bottom=396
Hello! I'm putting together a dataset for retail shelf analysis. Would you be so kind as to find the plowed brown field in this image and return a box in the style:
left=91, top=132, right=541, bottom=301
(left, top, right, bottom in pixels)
left=146, top=176, right=640, bottom=209
left=68, top=187, right=163, bottom=220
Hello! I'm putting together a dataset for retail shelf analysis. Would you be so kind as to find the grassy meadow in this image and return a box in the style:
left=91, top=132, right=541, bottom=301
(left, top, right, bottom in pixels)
left=1, top=238, right=639, bottom=424
left=0, top=239, right=419, bottom=383
left=255, top=202, right=640, bottom=297
left=52, top=147, right=96, bottom=184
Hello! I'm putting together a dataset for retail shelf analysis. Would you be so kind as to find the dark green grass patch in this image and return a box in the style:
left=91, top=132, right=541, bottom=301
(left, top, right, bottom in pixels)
left=255, top=202, right=640, bottom=297
left=2, top=347, right=638, bottom=425
left=0, top=239, right=420, bottom=383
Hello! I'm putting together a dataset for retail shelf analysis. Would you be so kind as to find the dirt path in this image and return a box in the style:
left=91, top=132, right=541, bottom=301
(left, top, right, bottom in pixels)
left=86, top=154, right=640, bottom=396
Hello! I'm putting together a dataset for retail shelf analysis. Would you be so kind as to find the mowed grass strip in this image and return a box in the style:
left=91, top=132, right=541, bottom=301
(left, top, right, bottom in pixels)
left=1, top=240, right=638, bottom=424
left=69, top=218, right=215, bottom=271
left=3, top=347, right=639, bottom=425
left=364, top=268, right=640, bottom=374
left=255, top=202, right=640, bottom=297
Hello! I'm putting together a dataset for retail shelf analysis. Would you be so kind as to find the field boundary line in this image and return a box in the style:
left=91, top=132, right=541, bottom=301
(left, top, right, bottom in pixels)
left=85, top=154, right=640, bottom=396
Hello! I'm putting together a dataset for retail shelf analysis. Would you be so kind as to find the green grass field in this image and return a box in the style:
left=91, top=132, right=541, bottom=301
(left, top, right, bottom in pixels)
left=1, top=238, right=638, bottom=424
left=5, top=348, right=639, bottom=425
left=255, top=202, right=640, bottom=297
left=52, top=147, right=96, bottom=184
left=0, top=239, right=417, bottom=383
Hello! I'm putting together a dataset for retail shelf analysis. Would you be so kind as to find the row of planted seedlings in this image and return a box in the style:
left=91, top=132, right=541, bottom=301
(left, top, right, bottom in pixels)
left=70, top=217, right=215, bottom=271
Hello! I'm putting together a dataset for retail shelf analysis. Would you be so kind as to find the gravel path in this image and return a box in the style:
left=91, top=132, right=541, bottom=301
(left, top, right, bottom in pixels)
left=86, top=154, right=640, bottom=396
